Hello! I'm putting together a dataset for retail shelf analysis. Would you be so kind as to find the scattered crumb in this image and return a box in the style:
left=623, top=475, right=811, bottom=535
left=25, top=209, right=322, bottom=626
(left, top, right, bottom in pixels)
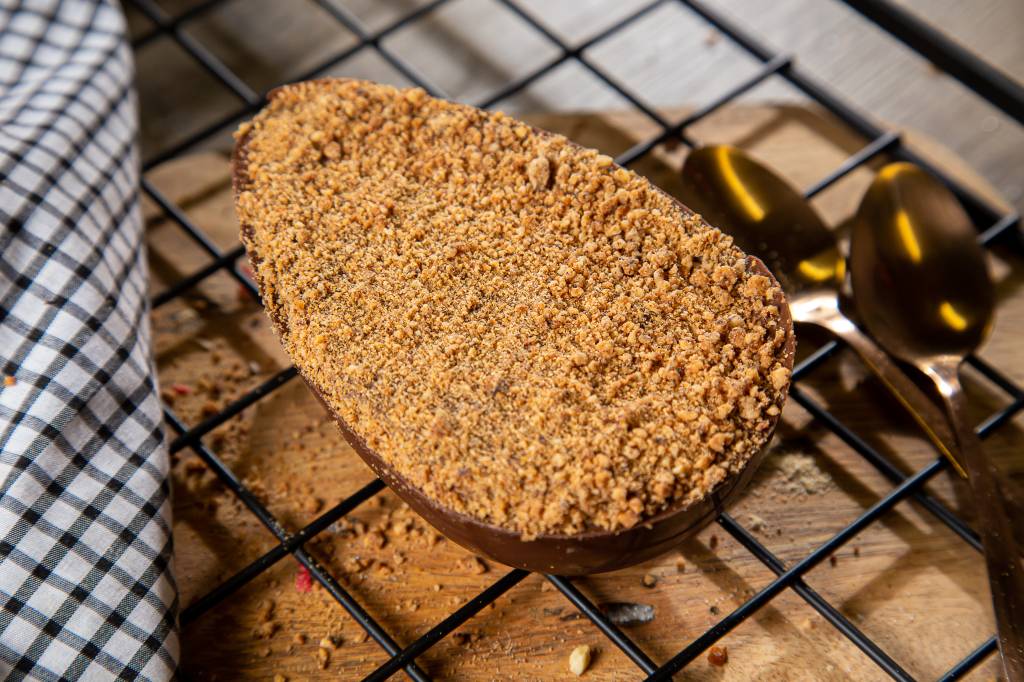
left=599, top=602, right=655, bottom=626
left=746, top=513, right=768, bottom=533
left=853, top=546, right=860, bottom=557
left=364, top=530, right=386, bottom=550
left=709, top=605, right=720, bottom=615
left=256, top=600, right=275, bottom=624
left=766, top=450, right=833, bottom=497
left=293, top=633, right=306, bottom=645
left=316, top=646, right=330, bottom=670
left=304, top=497, right=324, bottom=515
left=467, top=557, right=489, bottom=575
left=641, top=574, right=657, bottom=588
left=708, top=645, right=728, bottom=666
left=3, top=375, right=16, bottom=387
left=320, top=635, right=339, bottom=650
left=675, top=558, right=686, bottom=573
left=829, top=555, right=838, bottom=567
left=354, top=630, right=368, bottom=644
left=255, top=620, right=278, bottom=639
left=709, top=534, right=718, bottom=550
left=273, top=675, right=287, bottom=682
left=569, top=644, right=592, bottom=676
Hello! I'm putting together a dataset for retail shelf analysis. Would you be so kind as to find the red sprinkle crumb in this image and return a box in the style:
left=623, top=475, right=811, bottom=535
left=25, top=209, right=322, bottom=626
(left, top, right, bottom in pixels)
left=171, top=383, right=192, bottom=396
left=295, top=564, right=313, bottom=593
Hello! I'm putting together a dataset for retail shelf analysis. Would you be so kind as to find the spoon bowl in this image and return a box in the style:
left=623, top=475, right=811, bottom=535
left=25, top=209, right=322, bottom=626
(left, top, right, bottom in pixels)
left=849, top=162, right=994, bottom=362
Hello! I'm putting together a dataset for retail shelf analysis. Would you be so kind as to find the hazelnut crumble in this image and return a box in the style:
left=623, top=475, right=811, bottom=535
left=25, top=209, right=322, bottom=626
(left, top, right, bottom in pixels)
left=569, top=644, right=592, bottom=676
left=234, top=79, right=790, bottom=539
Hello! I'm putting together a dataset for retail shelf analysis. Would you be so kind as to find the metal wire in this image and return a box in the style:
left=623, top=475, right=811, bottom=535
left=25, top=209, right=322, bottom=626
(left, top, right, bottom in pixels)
left=132, top=0, right=1023, bottom=679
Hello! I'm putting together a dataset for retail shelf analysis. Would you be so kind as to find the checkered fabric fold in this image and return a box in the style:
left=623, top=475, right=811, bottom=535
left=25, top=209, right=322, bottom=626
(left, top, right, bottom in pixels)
left=0, top=1, right=178, bottom=680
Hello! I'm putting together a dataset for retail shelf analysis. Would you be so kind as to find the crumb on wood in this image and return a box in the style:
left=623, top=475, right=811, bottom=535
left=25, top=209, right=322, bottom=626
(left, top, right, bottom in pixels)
left=256, top=620, right=278, bottom=639
left=675, top=558, right=686, bottom=573
left=641, top=573, right=657, bottom=588
left=364, top=530, right=386, bottom=549
left=766, top=450, right=833, bottom=497
left=746, top=513, right=768, bottom=532
left=708, top=645, right=728, bottom=666
left=569, top=644, right=592, bottom=676
left=316, top=646, right=330, bottom=670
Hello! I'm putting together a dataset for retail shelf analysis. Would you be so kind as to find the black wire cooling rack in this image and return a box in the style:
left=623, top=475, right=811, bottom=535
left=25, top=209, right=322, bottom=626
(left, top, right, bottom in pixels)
left=128, top=0, right=1024, bottom=679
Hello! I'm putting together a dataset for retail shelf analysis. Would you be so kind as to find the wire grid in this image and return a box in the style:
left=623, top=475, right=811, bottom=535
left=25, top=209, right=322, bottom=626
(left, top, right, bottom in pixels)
left=128, top=0, right=1024, bottom=679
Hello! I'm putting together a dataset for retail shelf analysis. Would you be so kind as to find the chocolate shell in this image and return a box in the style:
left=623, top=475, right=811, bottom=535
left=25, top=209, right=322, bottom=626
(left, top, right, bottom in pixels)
left=232, top=80, right=795, bottom=575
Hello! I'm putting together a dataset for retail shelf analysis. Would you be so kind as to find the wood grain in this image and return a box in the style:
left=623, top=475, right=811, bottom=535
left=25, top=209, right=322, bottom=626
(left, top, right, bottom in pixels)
left=145, top=105, right=1022, bottom=680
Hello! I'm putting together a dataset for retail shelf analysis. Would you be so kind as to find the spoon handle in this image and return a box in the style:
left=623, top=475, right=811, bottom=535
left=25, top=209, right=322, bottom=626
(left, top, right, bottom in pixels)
left=815, top=311, right=965, bottom=477
left=921, top=360, right=1024, bottom=682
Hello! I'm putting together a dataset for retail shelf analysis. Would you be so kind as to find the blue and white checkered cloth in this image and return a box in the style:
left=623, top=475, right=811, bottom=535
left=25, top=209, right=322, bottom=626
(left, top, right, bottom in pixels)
left=0, top=1, right=178, bottom=679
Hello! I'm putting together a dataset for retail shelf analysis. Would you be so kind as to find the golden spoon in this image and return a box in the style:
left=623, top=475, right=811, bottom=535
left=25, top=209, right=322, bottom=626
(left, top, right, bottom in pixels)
left=850, top=162, right=1023, bottom=680
left=680, top=145, right=964, bottom=476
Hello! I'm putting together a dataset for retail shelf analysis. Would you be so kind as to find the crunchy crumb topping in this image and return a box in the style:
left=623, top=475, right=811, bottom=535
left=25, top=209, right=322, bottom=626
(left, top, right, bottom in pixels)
left=234, top=79, right=791, bottom=538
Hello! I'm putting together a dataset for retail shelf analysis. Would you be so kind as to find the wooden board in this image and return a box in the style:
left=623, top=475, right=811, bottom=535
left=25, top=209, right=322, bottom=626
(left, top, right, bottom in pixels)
left=144, top=105, right=1023, bottom=681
